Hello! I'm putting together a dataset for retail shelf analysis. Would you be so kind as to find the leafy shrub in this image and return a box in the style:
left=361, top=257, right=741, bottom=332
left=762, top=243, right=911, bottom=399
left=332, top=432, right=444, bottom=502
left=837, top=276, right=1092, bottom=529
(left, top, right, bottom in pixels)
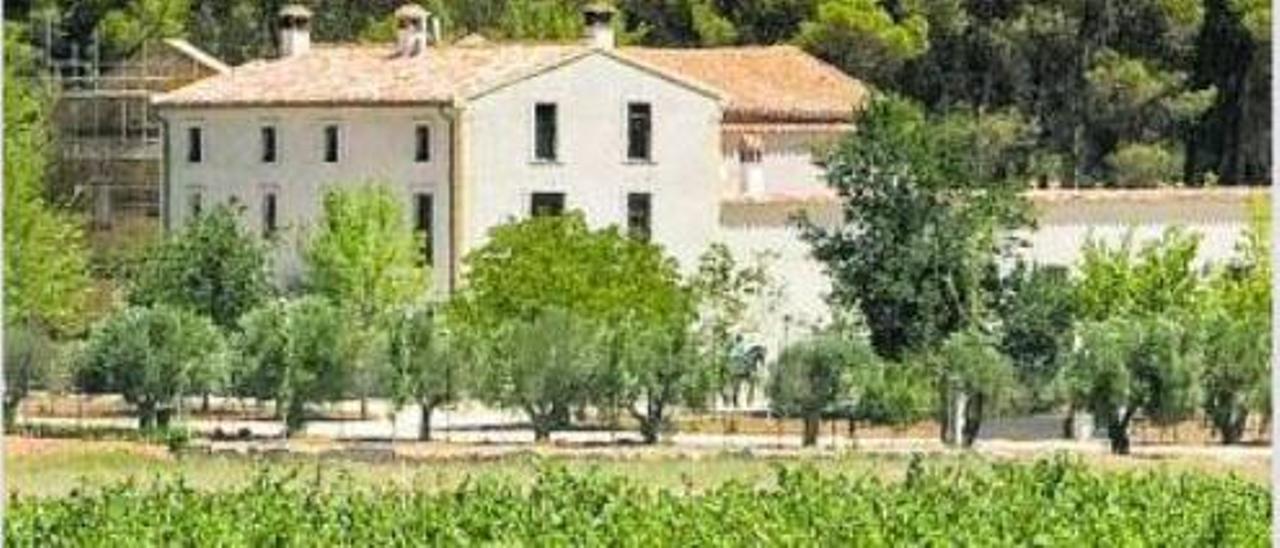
left=1106, top=142, right=1182, bottom=187
left=8, top=459, right=1268, bottom=546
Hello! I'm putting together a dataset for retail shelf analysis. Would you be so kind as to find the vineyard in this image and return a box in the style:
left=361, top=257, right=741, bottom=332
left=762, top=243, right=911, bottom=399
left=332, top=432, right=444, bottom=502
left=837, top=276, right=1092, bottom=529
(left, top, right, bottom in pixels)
left=9, top=457, right=1269, bottom=546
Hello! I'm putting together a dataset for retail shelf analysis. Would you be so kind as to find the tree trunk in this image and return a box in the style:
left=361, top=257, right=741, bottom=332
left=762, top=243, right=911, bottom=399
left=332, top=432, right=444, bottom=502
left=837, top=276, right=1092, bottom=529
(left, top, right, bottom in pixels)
left=201, top=393, right=211, bottom=413
left=138, top=401, right=157, bottom=430
left=1219, top=407, right=1248, bottom=445
left=284, top=397, right=306, bottom=437
left=418, top=402, right=433, bottom=442
left=1107, top=407, right=1135, bottom=455
left=802, top=413, right=820, bottom=447
left=941, top=389, right=967, bottom=447
left=3, top=396, right=20, bottom=431
left=533, top=424, right=552, bottom=443
left=156, top=408, right=173, bottom=430
left=961, top=394, right=984, bottom=448
left=359, top=396, right=369, bottom=420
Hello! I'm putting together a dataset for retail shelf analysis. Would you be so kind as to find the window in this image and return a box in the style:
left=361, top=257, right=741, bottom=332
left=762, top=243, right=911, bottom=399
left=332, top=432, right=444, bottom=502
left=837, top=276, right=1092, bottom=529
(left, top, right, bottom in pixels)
left=627, top=103, right=652, bottom=161
left=415, top=193, right=434, bottom=266
left=534, top=103, right=558, bottom=161
left=415, top=125, right=431, bottom=162
left=627, top=193, right=652, bottom=240
left=530, top=192, right=565, bottom=217
left=187, top=127, right=202, bottom=163
left=189, top=191, right=203, bottom=217
left=262, top=192, right=278, bottom=237
left=261, top=126, right=277, bottom=163
left=323, top=125, right=340, bottom=163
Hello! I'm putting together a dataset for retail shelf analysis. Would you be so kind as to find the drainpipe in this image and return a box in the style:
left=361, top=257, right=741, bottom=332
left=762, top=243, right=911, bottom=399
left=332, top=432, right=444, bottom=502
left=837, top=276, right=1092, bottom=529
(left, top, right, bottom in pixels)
left=156, top=112, right=172, bottom=232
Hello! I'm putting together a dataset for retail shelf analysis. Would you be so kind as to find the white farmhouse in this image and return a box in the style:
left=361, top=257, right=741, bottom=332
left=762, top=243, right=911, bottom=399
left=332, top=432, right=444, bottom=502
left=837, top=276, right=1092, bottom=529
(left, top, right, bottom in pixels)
left=154, top=4, right=1262, bottom=352
left=153, top=3, right=860, bottom=288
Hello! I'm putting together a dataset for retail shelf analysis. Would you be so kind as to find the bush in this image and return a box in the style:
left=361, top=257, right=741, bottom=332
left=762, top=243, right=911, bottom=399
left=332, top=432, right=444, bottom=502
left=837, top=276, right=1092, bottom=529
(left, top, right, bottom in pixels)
left=1106, top=142, right=1182, bottom=188
left=8, top=459, right=1268, bottom=545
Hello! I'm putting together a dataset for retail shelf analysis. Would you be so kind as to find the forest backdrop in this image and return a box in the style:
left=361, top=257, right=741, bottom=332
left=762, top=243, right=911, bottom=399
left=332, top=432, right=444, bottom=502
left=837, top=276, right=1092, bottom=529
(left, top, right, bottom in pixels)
left=5, top=0, right=1271, bottom=186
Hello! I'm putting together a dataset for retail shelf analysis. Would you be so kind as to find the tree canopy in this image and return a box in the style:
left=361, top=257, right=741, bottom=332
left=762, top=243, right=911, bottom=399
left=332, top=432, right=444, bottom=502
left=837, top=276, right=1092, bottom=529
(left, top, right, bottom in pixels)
left=15, top=0, right=1268, bottom=185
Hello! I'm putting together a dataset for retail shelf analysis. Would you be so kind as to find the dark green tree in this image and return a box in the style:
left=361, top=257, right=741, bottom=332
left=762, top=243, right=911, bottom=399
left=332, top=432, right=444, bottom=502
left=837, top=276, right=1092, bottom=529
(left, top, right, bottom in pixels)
left=130, top=203, right=272, bottom=331
left=801, top=95, right=1030, bottom=360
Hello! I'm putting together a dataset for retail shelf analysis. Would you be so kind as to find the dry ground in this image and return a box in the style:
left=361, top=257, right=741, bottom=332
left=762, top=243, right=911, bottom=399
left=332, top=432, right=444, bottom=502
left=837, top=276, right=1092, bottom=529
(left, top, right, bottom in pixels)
left=6, top=436, right=1269, bottom=499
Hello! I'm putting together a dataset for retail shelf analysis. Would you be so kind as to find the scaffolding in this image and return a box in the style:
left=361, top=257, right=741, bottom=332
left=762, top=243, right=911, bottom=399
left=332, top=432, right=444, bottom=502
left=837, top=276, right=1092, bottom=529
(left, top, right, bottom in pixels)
left=40, top=25, right=226, bottom=230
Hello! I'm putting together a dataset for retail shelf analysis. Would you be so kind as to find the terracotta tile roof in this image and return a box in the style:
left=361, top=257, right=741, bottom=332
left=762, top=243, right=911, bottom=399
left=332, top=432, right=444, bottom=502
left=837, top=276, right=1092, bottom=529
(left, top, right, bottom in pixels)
left=623, top=46, right=865, bottom=123
left=154, top=43, right=867, bottom=123
left=154, top=44, right=587, bottom=107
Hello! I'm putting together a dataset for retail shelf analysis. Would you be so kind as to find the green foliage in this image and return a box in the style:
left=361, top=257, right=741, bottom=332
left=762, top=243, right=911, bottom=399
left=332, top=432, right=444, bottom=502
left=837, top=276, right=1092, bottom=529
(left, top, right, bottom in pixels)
left=305, top=183, right=427, bottom=413
left=854, top=358, right=935, bottom=428
left=767, top=334, right=877, bottom=445
left=1232, top=0, right=1271, bottom=41
left=305, top=183, right=428, bottom=326
left=98, top=0, right=191, bottom=57
left=929, top=328, right=1017, bottom=446
left=798, top=0, right=929, bottom=87
left=130, top=204, right=272, bottom=330
left=802, top=95, right=1029, bottom=359
left=1076, top=228, right=1203, bottom=321
left=231, top=297, right=355, bottom=435
left=610, top=320, right=713, bottom=443
left=4, top=25, right=93, bottom=336
left=77, top=306, right=224, bottom=429
left=996, top=263, right=1077, bottom=410
left=470, top=309, right=602, bottom=441
left=8, top=460, right=1270, bottom=545
left=1105, top=142, right=1184, bottom=187
left=1065, top=317, right=1202, bottom=454
left=453, top=213, right=687, bottom=332
left=688, top=243, right=777, bottom=399
left=387, top=305, right=463, bottom=441
left=1199, top=196, right=1270, bottom=443
left=3, top=323, right=56, bottom=428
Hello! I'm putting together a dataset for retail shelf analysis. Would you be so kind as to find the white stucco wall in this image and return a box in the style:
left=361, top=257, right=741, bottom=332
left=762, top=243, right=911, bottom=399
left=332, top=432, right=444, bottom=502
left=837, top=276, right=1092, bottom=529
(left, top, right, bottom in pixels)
left=161, top=106, right=453, bottom=290
left=719, top=190, right=1264, bottom=353
left=720, top=130, right=838, bottom=197
left=463, top=53, right=722, bottom=271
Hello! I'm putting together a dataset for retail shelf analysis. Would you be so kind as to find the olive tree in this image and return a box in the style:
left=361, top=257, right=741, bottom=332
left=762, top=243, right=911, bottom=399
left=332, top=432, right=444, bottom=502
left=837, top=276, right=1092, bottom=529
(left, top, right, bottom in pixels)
left=450, top=213, right=693, bottom=440
left=767, top=335, right=877, bottom=447
left=612, top=321, right=714, bottom=444
left=930, top=328, right=1017, bottom=447
left=78, top=306, right=225, bottom=429
left=1200, top=198, right=1270, bottom=444
left=472, top=309, right=602, bottom=442
left=1065, top=317, right=1202, bottom=454
left=232, top=297, right=355, bottom=435
left=3, top=323, right=55, bottom=429
left=387, top=305, right=463, bottom=441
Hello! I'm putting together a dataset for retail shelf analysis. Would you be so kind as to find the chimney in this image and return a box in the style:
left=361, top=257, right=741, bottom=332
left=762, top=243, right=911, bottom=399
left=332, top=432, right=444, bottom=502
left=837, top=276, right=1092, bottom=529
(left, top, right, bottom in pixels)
left=278, top=4, right=313, bottom=57
left=582, top=3, right=615, bottom=49
left=395, top=4, right=431, bottom=57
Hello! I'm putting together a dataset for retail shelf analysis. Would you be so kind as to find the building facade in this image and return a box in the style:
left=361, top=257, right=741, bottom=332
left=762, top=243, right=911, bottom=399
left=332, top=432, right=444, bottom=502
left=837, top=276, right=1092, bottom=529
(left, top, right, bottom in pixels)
left=154, top=4, right=1262, bottom=353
